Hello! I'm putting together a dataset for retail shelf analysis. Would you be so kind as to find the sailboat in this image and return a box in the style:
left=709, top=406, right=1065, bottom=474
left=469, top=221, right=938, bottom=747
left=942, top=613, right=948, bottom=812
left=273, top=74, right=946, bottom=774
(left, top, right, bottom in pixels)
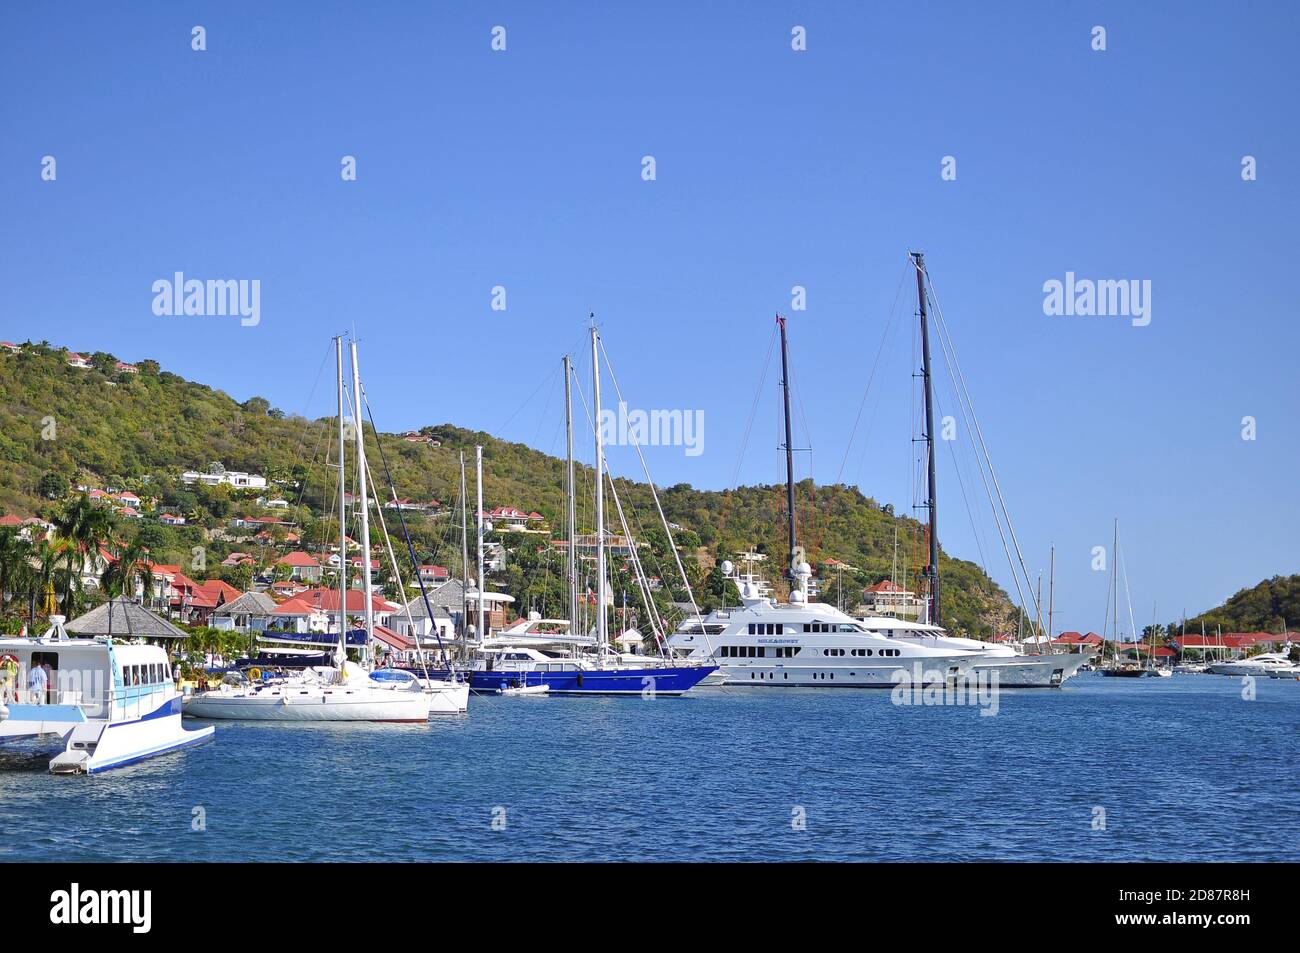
left=862, top=253, right=1092, bottom=686
left=468, top=325, right=717, bottom=695
left=665, top=312, right=982, bottom=686
left=185, top=337, right=444, bottom=721
left=1100, top=519, right=1144, bottom=677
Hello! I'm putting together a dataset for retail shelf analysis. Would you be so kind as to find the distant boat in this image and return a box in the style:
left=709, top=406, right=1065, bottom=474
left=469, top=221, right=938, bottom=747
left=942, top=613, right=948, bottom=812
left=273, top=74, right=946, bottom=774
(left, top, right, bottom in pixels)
left=1207, top=652, right=1300, bottom=677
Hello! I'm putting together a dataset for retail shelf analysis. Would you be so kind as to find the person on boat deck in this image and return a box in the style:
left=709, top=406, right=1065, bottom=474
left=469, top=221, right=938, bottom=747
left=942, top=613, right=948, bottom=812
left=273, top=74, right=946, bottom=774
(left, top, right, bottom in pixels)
left=28, top=662, right=48, bottom=705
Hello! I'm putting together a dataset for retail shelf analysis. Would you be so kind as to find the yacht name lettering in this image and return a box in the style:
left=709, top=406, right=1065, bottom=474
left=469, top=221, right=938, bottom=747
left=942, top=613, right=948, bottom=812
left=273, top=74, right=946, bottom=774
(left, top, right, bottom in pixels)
left=49, top=883, right=152, bottom=933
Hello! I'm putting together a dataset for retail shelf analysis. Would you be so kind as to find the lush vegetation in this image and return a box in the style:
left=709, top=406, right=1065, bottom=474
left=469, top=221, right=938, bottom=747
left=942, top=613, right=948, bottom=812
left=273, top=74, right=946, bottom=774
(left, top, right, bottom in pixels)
left=0, top=342, right=1017, bottom=637
left=1176, top=575, right=1299, bottom=636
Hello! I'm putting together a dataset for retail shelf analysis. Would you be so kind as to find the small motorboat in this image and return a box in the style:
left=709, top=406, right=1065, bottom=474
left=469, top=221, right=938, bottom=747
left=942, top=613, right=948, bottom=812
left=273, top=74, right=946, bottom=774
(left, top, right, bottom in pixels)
left=498, top=683, right=550, bottom=697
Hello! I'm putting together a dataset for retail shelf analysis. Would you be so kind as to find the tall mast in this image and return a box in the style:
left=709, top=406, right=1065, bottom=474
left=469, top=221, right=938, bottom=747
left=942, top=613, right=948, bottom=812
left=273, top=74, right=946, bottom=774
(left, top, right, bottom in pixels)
left=459, top=451, right=469, bottom=652
left=564, top=354, right=578, bottom=629
left=1112, top=518, right=1119, bottom=660
left=349, top=341, right=373, bottom=664
left=591, top=322, right=608, bottom=650
left=913, top=251, right=941, bottom=628
left=476, top=445, right=485, bottom=641
left=777, top=315, right=799, bottom=593
left=1047, top=543, right=1055, bottom=654
left=334, top=335, right=348, bottom=663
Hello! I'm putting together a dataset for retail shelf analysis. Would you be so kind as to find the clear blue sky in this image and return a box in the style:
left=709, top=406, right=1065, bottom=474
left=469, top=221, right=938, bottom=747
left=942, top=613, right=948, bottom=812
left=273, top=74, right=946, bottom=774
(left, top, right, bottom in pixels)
left=2, top=2, right=1297, bottom=634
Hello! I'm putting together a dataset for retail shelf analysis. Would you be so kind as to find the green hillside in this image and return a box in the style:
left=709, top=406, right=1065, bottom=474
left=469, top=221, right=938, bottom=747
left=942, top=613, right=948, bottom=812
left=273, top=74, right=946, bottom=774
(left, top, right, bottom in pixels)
left=1178, top=575, right=1299, bottom=636
left=0, top=342, right=1014, bottom=636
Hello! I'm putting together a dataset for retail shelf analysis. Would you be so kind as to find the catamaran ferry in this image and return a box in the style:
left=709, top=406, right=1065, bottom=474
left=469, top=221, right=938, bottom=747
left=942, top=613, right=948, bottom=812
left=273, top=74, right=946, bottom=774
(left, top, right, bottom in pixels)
left=0, top=616, right=213, bottom=774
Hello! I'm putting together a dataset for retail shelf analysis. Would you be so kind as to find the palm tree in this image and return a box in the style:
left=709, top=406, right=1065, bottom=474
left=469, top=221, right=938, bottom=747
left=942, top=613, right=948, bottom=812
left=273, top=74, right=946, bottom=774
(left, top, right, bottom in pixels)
left=32, top=538, right=69, bottom=618
left=0, top=528, right=34, bottom=619
left=51, top=495, right=114, bottom=613
left=102, top=539, right=151, bottom=601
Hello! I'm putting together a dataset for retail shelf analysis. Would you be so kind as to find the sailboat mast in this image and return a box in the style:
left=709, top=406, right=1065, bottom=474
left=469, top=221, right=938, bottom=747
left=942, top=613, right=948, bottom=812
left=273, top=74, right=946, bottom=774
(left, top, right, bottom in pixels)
left=476, top=445, right=485, bottom=641
left=564, top=354, right=578, bottom=629
left=1111, top=518, right=1119, bottom=660
left=777, top=315, right=799, bottom=589
left=591, top=323, right=608, bottom=650
left=459, top=451, right=468, bottom=649
left=913, top=252, right=941, bottom=628
left=334, top=335, right=349, bottom=660
left=349, top=341, right=373, bottom=663
left=1047, top=543, right=1055, bottom=653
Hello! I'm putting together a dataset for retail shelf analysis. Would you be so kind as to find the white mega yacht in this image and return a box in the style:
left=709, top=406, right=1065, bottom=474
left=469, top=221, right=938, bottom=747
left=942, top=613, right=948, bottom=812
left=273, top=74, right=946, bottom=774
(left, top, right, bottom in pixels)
left=666, top=563, right=979, bottom=687
left=857, top=615, right=1092, bottom=687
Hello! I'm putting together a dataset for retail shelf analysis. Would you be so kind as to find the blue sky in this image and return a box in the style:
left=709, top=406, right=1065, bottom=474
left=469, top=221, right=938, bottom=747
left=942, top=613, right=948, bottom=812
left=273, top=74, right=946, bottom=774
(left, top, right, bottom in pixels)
left=2, top=2, right=1297, bottom=633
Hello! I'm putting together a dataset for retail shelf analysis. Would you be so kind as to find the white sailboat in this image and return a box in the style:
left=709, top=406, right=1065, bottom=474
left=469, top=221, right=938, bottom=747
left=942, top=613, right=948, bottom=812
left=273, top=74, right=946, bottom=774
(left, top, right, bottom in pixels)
left=185, top=337, right=441, bottom=722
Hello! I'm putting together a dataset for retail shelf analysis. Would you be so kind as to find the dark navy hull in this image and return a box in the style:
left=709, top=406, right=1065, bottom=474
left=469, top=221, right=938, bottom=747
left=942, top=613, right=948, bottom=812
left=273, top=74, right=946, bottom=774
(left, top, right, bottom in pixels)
left=470, top=665, right=715, bottom=696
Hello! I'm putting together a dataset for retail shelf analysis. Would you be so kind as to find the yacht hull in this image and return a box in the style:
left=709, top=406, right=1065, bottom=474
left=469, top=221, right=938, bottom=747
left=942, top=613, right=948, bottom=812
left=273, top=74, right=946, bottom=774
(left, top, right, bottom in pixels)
left=184, top=688, right=431, bottom=722
left=968, top=652, right=1092, bottom=687
left=711, top=657, right=973, bottom=688
left=470, top=665, right=715, bottom=696
left=6, top=695, right=214, bottom=774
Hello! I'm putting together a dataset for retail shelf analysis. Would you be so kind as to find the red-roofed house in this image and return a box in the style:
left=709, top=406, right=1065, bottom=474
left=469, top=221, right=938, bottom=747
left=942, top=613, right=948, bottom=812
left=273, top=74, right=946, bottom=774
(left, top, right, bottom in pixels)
left=0, top=341, right=21, bottom=354
left=277, top=551, right=322, bottom=583
left=860, top=579, right=924, bottom=620
left=484, top=506, right=545, bottom=532
left=66, top=352, right=91, bottom=369
left=418, top=565, right=450, bottom=584
left=1051, top=631, right=1105, bottom=649
left=270, top=587, right=397, bottom=633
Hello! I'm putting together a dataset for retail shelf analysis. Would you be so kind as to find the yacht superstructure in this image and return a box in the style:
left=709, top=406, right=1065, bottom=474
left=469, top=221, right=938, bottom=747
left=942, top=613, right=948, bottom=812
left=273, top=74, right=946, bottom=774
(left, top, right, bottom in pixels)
left=666, top=567, right=978, bottom=686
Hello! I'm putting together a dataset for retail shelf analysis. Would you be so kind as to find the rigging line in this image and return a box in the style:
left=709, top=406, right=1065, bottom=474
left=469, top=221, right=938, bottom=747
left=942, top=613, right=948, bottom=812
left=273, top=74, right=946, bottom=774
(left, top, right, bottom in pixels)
left=570, top=359, right=673, bottom=654
left=930, top=299, right=1030, bottom=619
left=925, top=265, right=1040, bottom=622
left=596, top=337, right=707, bottom=630
left=722, top=318, right=778, bottom=555
left=359, top=386, right=448, bottom=663
left=531, top=363, right=563, bottom=451
left=361, top=456, right=432, bottom=683
left=495, top=362, right=562, bottom=439
left=836, top=259, right=910, bottom=486
left=934, top=391, right=989, bottom=574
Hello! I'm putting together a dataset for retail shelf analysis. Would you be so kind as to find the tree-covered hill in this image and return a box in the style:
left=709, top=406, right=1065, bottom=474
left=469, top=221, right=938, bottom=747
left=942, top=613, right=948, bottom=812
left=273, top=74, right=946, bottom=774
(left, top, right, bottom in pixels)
left=1178, top=575, right=1299, bottom=636
left=0, top=342, right=1014, bottom=635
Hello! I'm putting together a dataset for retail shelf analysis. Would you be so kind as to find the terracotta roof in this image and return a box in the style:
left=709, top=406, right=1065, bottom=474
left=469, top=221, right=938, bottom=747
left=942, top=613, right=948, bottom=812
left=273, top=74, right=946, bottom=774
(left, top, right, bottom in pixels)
left=277, top=551, right=320, bottom=568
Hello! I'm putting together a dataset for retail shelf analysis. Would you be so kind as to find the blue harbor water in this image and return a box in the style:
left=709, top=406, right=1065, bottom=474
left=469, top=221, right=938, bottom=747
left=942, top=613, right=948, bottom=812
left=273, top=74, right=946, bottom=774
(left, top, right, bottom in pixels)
left=2, top=675, right=1297, bottom=862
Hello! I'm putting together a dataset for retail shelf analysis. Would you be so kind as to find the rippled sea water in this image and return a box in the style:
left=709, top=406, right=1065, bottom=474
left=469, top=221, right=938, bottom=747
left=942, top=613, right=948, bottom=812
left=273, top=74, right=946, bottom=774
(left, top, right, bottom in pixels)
left=2, top=674, right=1296, bottom=862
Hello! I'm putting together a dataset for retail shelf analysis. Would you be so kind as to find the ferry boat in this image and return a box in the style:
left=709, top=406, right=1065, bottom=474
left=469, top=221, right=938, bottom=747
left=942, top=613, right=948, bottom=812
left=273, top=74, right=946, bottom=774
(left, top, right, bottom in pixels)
left=0, top=616, right=213, bottom=774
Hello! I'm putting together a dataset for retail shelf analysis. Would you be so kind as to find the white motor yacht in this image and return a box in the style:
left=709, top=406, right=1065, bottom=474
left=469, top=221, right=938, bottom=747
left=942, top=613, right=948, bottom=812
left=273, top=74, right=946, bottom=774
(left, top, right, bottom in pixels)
left=1207, top=652, right=1300, bottom=677
left=862, top=615, right=1093, bottom=687
left=666, top=563, right=978, bottom=688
